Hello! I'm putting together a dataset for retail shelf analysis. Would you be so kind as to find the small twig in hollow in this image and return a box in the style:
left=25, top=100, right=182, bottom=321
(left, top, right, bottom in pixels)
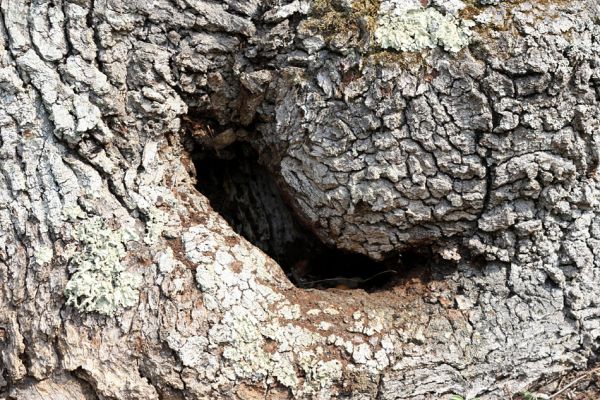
left=299, top=269, right=398, bottom=287
left=548, top=367, right=600, bottom=399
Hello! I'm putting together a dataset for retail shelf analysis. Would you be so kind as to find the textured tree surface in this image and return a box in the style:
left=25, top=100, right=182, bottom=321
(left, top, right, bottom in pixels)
left=0, top=0, right=599, bottom=399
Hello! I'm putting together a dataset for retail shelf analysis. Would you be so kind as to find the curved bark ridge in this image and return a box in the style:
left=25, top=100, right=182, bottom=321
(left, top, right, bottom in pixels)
left=0, top=0, right=598, bottom=399
left=255, top=0, right=600, bottom=262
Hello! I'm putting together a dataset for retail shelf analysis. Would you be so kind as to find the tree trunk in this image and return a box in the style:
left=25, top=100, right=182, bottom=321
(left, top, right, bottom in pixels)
left=1, top=0, right=599, bottom=399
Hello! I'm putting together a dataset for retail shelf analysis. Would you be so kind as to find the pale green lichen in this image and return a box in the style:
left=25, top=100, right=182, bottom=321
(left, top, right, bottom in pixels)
left=64, top=216, right=142, bottom=316
left=309, top=360, right=343, bottom=388
left=144, top=207, right=169, bottom=244
left=62, top=204, right=86, bottom=220
left=375, top=6, right=473, bottom=52
left=34, top=246, right=54, bottom=265
left=299, top=355, right=343, bottom=392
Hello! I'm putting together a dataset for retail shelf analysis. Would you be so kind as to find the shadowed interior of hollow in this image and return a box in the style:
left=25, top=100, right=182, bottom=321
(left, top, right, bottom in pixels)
left=193, top=141, right=432, bottom=291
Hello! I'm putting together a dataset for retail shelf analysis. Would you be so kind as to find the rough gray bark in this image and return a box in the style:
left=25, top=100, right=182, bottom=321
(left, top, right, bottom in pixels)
left=0, top=0, right=599, bottom=399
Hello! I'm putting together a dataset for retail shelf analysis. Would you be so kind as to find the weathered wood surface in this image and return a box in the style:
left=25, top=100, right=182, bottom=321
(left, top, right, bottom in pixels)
left=0, top=0, right=599, bottom=398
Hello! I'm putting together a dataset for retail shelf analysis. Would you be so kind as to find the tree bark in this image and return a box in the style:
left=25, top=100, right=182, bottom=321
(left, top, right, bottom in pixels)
left=0, top=0, right=599, bottom=399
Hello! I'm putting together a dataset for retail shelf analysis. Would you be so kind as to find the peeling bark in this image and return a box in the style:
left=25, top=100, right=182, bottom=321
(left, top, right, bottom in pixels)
left=0, top=0, right=599, bottom=399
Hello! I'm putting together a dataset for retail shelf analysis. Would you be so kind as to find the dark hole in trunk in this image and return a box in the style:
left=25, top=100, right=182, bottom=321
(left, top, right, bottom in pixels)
left=193, top=141, right=430, bottom=291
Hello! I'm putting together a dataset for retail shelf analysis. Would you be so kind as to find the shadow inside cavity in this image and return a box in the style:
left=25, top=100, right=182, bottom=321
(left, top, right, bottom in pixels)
left=193, top=141, right=438, bottom=291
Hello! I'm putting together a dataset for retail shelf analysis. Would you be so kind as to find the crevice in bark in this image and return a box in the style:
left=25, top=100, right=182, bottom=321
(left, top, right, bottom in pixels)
left=137, top=347, right=187, bottom=400
left=0, top=351, right=8, bottom=398
left=70, top=368, right=102, bottom=400
left=191, top=139, right=434, bottom=291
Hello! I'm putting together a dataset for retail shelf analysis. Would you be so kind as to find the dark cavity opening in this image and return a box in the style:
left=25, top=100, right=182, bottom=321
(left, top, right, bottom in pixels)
left=192, top=141, right=429, bottom=291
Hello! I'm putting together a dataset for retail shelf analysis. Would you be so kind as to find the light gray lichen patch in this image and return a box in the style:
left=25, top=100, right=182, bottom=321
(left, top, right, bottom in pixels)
left=34, top=246, right=54, bottom=265
left=374, top=0, right=473, bottom=52
left=64, top=215, right=142, bottom=315
left=144, top=207, right=169, bottom=244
